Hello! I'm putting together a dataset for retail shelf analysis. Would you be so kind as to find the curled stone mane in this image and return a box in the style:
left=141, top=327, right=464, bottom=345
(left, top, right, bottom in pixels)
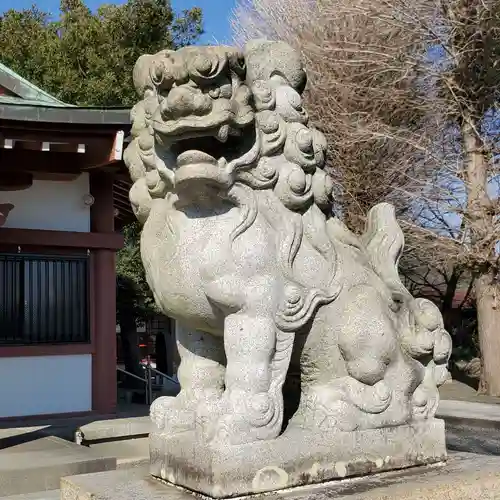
left=229, top=42, right=340, bottom=332
left=125, top=39, right=341, bottom=332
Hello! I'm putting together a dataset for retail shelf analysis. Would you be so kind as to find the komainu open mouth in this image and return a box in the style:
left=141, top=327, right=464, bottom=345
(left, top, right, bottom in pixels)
left=168, top=125, right=257, bottom=169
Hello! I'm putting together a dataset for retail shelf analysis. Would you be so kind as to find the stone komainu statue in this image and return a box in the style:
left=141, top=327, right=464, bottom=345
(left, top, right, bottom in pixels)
left=124, top=40, right=452, bottom=497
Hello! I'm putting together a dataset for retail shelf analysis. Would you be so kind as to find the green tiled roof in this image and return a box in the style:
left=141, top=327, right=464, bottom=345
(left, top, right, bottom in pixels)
left=0, top=94, right=70, bottom=107
left=0, top=61, right=74, bottom=106
left=0, top=62, right=130, bottom=125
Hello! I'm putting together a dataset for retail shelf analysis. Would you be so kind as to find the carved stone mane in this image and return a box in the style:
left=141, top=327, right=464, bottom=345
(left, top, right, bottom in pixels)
left=124, top=40, right=340, bottom=331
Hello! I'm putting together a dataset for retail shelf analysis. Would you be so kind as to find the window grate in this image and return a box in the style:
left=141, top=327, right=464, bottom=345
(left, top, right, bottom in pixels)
left=0, top=254, right=90, bottom=345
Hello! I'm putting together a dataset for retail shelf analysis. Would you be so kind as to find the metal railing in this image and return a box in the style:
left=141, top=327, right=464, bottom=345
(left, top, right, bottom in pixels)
left=144, top=363, right=180, bottom=404
left=117, top=364, right=180, bottom=406
left=117, top=366, right=150, bottom=404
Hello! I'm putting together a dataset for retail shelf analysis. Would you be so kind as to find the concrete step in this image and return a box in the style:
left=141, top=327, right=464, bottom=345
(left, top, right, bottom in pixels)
left=0, top=490, right=60, bottom=500
left=88, top=437, right=149, bottom=469
left=437, top=398, right=500, bottom=425
left=0, top=406, right=148, bottom=449
left=0, top=436, right=115, bottom=497
left=76, top=416, right=150, bottom=445
left=436, top=399, right=500, bottom=455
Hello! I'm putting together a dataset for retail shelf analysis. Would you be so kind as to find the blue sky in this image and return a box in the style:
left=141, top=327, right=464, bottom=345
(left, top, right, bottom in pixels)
left=0, top=0, right=235, bottom=44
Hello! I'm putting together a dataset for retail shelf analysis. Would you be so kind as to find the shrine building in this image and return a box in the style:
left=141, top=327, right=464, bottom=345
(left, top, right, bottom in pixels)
left=0, top=63, right=133, bottom=418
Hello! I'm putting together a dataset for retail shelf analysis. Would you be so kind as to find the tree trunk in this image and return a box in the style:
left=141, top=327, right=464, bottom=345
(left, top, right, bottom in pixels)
left=462, top=116, right=499, bottom=395
left=476, top=271, right=500, bottom=395
left=441, top=267, right=460, bottom=333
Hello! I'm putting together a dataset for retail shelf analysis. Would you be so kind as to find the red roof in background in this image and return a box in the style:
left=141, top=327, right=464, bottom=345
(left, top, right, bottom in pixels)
left=452, top=289, right=474, bottom=308
left=0, top=84, right=16, bottom=96
left=416, top=287, right=475, bottom=309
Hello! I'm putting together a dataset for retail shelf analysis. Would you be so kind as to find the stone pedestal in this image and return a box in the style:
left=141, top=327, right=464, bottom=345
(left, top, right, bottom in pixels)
left=60, top=453, right=500, bottom=500
left=150, top=419, right=446, bottom=498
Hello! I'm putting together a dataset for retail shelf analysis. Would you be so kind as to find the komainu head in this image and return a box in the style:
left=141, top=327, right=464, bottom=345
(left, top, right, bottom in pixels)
left=124, top=40, right=334, bottom=219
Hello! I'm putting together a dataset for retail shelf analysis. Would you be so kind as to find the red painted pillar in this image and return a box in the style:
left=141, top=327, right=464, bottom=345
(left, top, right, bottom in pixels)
left=90, top=172, right=117, bottom=414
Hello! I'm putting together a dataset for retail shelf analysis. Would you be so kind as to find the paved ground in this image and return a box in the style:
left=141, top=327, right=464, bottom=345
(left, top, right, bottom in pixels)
left=0, top=436, right=116, bottom=496
left=59, top=453, right=500, bottom=500
left=1, top=380, right=500, bottom=499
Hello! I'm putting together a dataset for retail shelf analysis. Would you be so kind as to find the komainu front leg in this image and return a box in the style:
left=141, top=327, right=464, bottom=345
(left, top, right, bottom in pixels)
left=210, top=313, right=292, bottom=446
left=151, top=323, right=225, bottom=435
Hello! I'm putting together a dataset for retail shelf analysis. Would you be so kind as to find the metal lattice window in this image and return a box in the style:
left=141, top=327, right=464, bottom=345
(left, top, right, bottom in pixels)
left=0, top=254, right=90, bottom=345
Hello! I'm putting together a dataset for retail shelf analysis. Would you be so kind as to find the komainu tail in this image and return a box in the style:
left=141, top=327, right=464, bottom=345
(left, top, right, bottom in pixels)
left=361, top=202, right=411, bottom=301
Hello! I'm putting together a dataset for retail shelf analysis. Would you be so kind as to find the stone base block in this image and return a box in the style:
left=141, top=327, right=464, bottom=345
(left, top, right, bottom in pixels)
left=150, top=419, right=446, bottom=497
left=60, top=452, right=500, bottom=500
